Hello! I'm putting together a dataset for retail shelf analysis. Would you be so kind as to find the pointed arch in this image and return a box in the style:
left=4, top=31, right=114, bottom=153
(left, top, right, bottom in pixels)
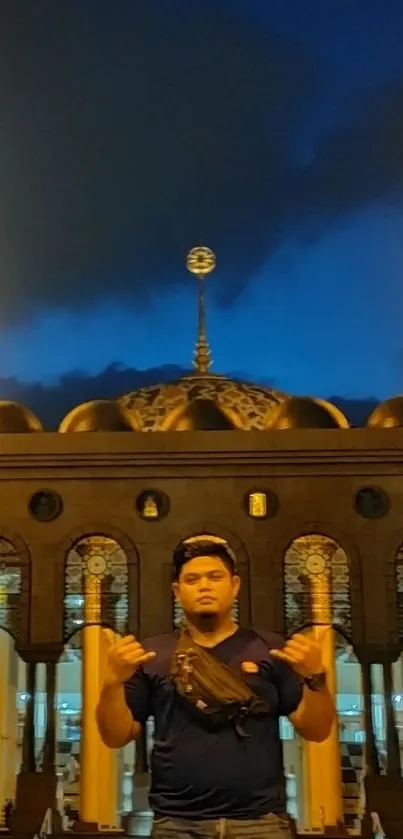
left=283, top=533, right=352, bottom=640
left=395, top=543, right=403, bottom=643
left=61, top=524, right=139, bottom=642
left=381, top=528, right=403, bottom=645
left=0, top=531, right=30, bottom=644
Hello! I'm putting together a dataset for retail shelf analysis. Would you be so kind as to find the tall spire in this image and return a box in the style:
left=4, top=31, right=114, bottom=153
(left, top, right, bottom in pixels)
left=186, top=246, right=216, bottom=375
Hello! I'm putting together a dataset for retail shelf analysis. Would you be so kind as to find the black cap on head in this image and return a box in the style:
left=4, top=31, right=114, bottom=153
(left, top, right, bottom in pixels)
left=172, top=538, right=238, bottom=581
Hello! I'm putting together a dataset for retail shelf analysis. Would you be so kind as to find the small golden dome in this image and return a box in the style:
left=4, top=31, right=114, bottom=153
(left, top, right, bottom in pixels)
left=59, top=400, right=138, bottom=433
left=268, top=397, right=349, bottom=430
left=0, top=401, right=43, bottom=432
left=367, top=397, right=403, bottom=428
left=162, top=398, right=236, bottom=431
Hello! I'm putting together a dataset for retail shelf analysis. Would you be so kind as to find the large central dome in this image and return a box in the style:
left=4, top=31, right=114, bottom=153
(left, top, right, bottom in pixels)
left=58, top=247, right=349, bottom=433
left=120, top=247, right=288, bottom=431
left=119, top=374, right=288, bottom=431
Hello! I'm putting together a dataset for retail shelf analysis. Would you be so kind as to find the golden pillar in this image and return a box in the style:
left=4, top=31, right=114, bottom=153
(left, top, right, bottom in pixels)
left=0, top=584, right=18, bottom=814
left=80, top=574, right=118, bottom=828
left=0, top=631, right=9, bottom=815
left=300, top=541, right=344, bottom=832
left=5, top=636, right=18, bottom=802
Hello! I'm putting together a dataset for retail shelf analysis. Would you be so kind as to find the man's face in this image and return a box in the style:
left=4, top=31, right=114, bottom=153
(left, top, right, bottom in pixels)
left=173, top=554, right=240, bottom=619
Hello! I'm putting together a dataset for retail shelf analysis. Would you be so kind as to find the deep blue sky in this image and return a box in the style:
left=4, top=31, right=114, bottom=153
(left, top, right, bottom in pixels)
left=1, top=0, right=403, bottom=400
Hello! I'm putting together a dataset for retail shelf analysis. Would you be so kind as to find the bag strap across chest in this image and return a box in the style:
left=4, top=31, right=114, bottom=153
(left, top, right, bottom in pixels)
left=169, top=628, right=270, bottom=729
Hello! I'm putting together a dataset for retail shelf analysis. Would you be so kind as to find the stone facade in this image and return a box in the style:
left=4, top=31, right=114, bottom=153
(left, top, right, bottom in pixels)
left=0, top=425, right=400, bottom=660
left=3, top=425, right=403, bottom=838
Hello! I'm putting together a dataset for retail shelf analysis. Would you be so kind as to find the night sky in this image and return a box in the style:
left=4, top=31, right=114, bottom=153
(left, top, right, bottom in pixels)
left=2, top=0, right=403, bottom=402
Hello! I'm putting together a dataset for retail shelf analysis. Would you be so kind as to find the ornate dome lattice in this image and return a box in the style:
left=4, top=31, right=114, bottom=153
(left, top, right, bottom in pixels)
left=120, top=375, right=288, bottom=432
left=119, top=247, right=288, bottom=431
left=163, top=397, right=237, bottom=431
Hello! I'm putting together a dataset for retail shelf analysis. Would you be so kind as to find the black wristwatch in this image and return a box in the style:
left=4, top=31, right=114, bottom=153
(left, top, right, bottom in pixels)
left=304, top=672, right=327, bottom=692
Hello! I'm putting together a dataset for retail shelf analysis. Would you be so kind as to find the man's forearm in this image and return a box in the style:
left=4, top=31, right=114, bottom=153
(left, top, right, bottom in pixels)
left=290, top=685, right=336, bottom=743
left=96, top=681, right=141, bottom=748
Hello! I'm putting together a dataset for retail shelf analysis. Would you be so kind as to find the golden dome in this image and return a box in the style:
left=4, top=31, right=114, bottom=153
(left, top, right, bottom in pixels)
left=164, top=398, right=237, bottom=431
left=367, top=397, right=403, bottom=428
left=117, top=248, right=286, bottom=431
left=119, top=375, right=288, bottom=432
left=0, top=401, right=43, bottom=432
left=268, top=397, right=349, bottom=430
left=59, top=400, right=139, bottom=433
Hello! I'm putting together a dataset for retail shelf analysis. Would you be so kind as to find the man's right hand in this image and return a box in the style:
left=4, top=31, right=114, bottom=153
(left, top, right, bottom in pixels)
left=104, top=632, right=156, bottom=685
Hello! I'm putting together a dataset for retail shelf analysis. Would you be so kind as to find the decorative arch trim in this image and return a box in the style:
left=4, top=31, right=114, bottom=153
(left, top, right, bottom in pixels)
left=60, top=523, right=140, bottom=641
left=271, top=521, right=364, bottom=644
left=382, top=528, right=403, bottom=567
left=314, top=398, right=350, bottom=428
left=277, top=520, right=361, bottom=563
left=0, top=529, right=31, bottom=644
left=0, top=626, right=21, bottom=643
left=159, top=404, right=188, bottom=431
left=385, top=529, right=403, bottom=645
left=0, top=528, right=31, bottom=563
left=56, top=522, right=140, bottom=565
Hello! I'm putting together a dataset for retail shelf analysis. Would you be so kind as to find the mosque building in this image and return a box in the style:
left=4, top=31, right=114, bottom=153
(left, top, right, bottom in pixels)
left=0, top=247, right=402, bottom=837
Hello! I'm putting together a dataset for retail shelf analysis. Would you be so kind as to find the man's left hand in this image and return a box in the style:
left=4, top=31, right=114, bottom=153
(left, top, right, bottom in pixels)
left=270, top=630, right=327, bottom=678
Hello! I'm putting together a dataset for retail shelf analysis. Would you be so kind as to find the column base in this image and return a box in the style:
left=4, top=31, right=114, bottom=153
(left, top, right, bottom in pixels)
left=303, top=824, right=349, bottom=837
left=74, top=821, right=124, bottom=834
left=74, top=820, right=98, bottom=832
left=8, top=771, right=57, bottom=837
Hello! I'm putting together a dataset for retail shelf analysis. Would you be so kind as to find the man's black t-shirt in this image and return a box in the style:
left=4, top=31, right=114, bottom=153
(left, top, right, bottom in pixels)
left=124, top=628, right=303, bottom=820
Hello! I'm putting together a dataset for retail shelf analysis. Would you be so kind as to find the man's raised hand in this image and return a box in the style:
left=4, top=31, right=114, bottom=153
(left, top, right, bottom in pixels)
left=104, top=632, right=156, bottom=685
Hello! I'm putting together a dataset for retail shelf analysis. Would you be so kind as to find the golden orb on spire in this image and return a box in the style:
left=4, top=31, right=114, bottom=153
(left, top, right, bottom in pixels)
left=186, top=246, right=216, bottom=276
left=186, top=246, right=216, bottom=375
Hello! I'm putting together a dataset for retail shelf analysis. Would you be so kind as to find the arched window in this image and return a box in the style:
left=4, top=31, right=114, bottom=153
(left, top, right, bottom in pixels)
left=283, top=536, right=360, bottom=832
left=396, top=543, right=403, bottom=642
left=64, top=535, right=130, bottom=640
left=0, top=536, right=30, bottom=642
left=284, top=534, right=351, bottom=638
left=60, top=536, right=135, bottom=828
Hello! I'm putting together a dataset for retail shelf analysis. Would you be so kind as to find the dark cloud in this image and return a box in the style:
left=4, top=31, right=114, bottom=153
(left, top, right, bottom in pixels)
left=0, top=363, right=378, bottom=429
left=1, top=0, right=403, bottom=322
left=13, top=363, right=190, bottom=428
left=0, top=0, right=315, bottom=321
left=289, top=79, right=403, bottom=234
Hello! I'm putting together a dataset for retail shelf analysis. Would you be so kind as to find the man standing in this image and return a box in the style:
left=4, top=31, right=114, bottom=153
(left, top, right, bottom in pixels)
left=97, top=539, right=335, bottom=838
